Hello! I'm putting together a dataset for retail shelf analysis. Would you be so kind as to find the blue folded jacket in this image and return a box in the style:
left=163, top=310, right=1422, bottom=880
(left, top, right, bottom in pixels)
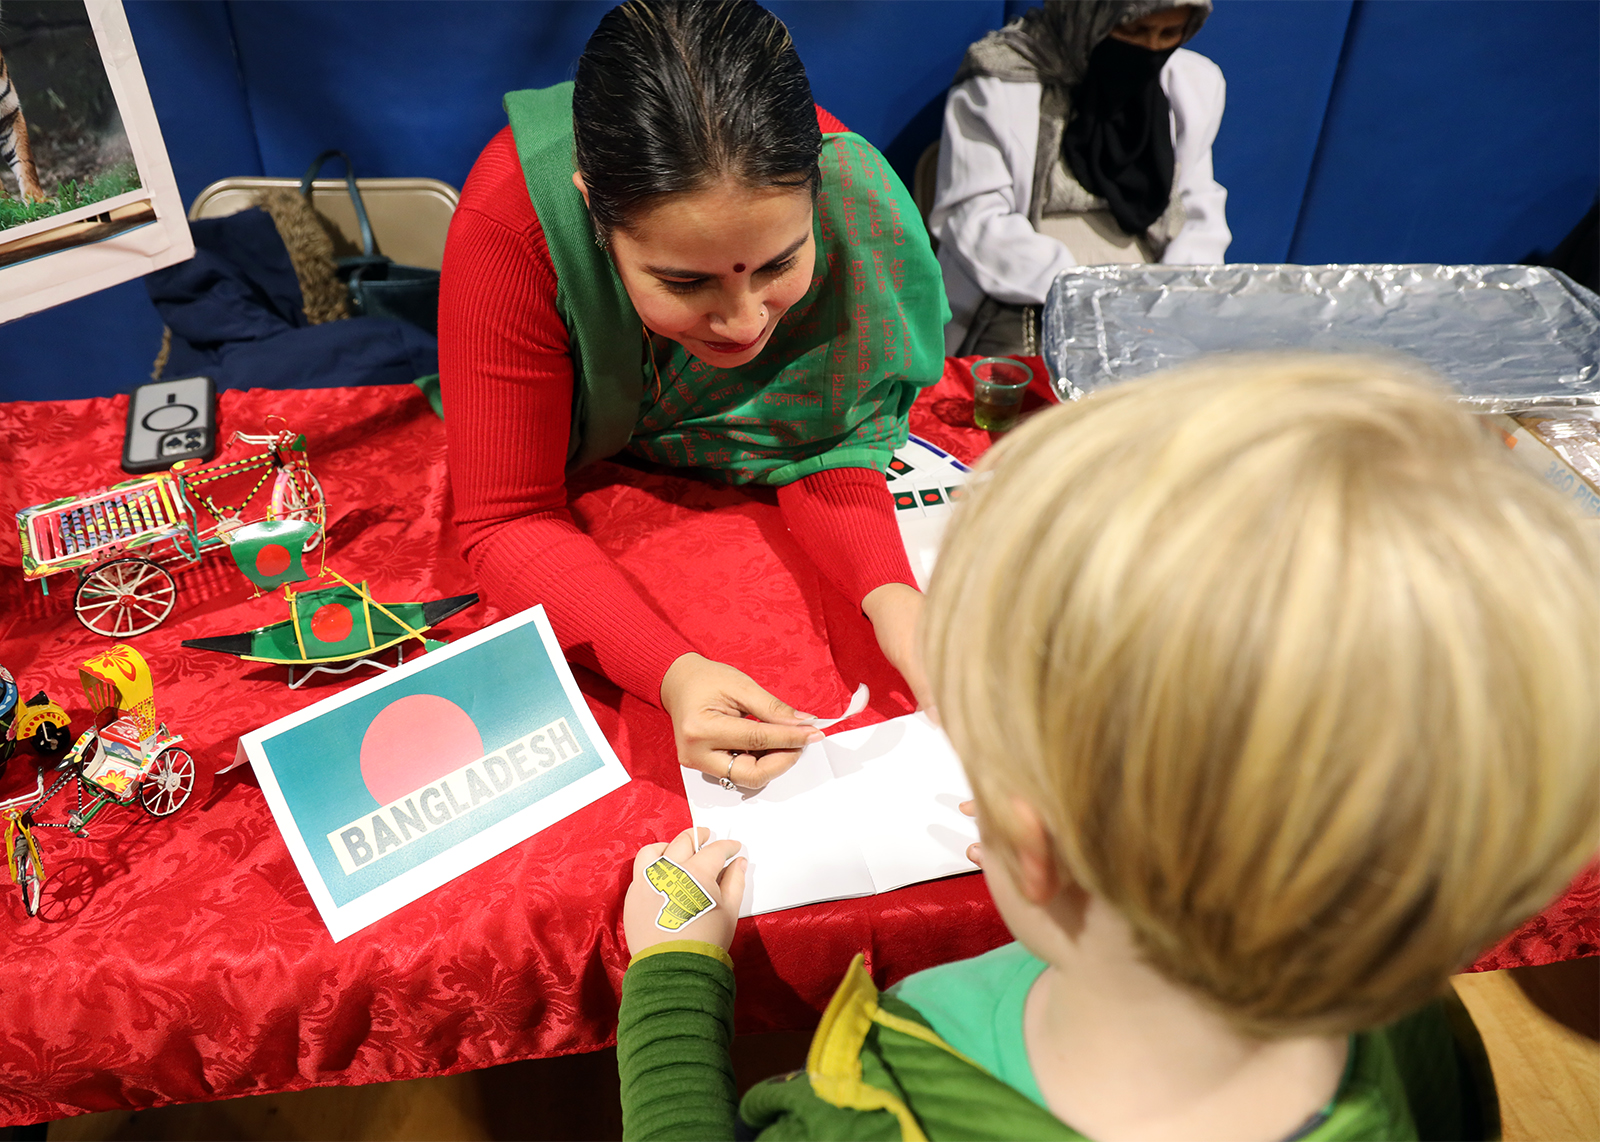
left=145, top=207, right=438, bottom=391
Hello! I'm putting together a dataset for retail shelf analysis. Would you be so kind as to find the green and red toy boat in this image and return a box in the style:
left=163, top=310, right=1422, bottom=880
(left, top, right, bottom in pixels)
left=179, top=519, right=477, bottom=685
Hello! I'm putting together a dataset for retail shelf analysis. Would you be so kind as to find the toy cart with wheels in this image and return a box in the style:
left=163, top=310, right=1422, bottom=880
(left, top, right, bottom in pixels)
left=15, top=425, right=326, bottom=638
left=0, top=665, right=72, bottom=915
left=58, top=644, right=196, bottom=829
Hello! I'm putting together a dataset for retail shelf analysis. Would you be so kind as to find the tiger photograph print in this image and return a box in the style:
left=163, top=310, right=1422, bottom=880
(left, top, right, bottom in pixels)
left=0, top=0, right=142, bottom=226
left=0, top=42, right=45, bottom=203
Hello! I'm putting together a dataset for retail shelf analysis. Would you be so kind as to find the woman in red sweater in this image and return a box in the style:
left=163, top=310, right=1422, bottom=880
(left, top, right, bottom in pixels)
left=439, top=0, right=949, bottom=790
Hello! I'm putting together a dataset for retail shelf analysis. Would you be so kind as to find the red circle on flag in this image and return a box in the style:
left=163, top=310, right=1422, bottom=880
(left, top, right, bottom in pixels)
left=311, top=603, right=354, bottom=643
left=255, top=543, right=291, bottom=577
left=360, top=694, right=484, bottom=804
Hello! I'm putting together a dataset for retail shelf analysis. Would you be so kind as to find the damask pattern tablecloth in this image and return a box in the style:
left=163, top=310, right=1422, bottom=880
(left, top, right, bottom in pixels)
left=0, top=365, right=1591, bottom=1124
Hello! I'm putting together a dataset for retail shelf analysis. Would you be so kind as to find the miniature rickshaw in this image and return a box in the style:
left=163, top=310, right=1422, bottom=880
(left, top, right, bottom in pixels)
left=4, top=645, right=195, bottom=917
left=59, top=644, right=196, bottom=823
left=1, top=665, right=71, bottom=914
left=14, top=425, right=326, bottom=638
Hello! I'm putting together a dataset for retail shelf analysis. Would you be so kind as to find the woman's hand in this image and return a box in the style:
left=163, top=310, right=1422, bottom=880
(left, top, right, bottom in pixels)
left=623, top=827, right=746, bottom=955
left=660, top=653, right=823, bottom=789
left=862, top=583, right=935, bottom=714
left=960, top=799, right=983, bottom=868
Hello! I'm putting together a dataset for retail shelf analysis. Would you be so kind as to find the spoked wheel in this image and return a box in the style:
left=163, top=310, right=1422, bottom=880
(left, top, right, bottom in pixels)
left=13, top=831, right=41, bottom=917
left=269, top=468, right=327, bottom=552
left=140, top=747, right=194, bottom=817
left=74, top=558, right=176, bottom=637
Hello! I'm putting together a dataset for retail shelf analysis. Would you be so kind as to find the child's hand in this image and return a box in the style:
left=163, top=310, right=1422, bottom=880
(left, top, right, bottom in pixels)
left=623, top=827, right=747, bottom=956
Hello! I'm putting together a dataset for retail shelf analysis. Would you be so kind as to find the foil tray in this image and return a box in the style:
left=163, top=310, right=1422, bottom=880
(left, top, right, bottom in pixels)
left=1041, top=264, right=1600, bottom=412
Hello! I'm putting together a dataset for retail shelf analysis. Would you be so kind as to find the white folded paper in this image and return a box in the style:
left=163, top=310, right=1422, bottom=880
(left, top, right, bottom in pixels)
left=683, top=712, right=979, bottom=916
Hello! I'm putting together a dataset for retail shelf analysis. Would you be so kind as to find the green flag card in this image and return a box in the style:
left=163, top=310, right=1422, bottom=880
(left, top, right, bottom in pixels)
left=228, top=520, right=317, bottom=590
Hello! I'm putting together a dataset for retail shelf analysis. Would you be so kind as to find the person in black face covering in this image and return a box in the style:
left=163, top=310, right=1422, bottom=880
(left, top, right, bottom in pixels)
left=930, top=1, right=1232, bottom=358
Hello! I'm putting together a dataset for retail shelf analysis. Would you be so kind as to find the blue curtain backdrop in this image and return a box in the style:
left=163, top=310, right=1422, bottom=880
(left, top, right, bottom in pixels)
left=3, top=0, right=1595, bottom=401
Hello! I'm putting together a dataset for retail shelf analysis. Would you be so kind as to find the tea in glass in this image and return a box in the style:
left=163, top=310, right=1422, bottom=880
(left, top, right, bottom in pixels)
left=970, top=357, right=1032, bottom=432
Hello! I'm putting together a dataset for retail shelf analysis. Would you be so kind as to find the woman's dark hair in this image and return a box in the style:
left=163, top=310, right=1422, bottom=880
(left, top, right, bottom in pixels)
left=573, top=0, right=823, bottom=244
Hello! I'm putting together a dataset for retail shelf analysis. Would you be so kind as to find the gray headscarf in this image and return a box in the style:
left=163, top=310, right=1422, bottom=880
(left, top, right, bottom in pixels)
left=956, top=0, right=1211, bottom=88
left=953, top=0, right=1211, bottom=245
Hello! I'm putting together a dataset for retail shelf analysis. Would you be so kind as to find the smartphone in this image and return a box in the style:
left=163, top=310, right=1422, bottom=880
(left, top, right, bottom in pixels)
left=123, top=375, right=217, bottom=474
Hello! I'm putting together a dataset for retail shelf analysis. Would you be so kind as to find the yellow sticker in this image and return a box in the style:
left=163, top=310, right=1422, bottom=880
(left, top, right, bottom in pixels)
left=645, top=856, right=716, bottom=932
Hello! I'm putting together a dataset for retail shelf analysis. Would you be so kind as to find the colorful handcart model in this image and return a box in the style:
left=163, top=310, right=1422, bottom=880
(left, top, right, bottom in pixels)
left=15, top=425, right=326, bottom=638
left=4, top=645, right=194, bottom=917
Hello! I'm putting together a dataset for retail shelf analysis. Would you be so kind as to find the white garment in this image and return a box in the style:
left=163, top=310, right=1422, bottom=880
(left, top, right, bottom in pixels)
left=931, top=48, right=1231, bottom=353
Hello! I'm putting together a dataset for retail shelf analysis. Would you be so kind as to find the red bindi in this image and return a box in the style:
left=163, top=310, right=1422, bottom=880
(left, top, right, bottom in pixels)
left=733, top=263, right=746, bottom=274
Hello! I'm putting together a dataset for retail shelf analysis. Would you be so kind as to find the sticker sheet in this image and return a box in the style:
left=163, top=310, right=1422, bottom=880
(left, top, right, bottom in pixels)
left=890, top=435, right=972, bottom=591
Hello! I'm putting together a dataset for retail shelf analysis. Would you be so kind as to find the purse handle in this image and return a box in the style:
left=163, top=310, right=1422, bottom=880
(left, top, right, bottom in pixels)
left=299, top=149, right=376, bottom=258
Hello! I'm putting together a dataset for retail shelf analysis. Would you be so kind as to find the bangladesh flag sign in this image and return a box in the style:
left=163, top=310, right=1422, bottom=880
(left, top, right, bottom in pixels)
left=229, top=521, right=317, bottom=590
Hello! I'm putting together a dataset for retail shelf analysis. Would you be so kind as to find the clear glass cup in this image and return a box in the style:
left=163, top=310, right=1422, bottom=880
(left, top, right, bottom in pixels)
left=970, top=357, right=1033, bottom=432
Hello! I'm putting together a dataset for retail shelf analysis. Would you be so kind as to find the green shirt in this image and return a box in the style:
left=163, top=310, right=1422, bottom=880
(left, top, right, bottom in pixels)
left=889, top=941, right=1496, bottom=1141
left=888, top=941, right=1051, bottom=1108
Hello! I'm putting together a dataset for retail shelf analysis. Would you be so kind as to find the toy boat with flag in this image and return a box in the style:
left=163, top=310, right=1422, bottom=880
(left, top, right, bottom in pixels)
left=180, top=519, right=477, bottom=684
left=180, top=583, right=478, bottom=665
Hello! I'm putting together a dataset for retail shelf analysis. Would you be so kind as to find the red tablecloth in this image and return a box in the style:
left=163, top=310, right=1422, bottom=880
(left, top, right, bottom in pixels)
left=0, top=363, right=1592, bottom=1124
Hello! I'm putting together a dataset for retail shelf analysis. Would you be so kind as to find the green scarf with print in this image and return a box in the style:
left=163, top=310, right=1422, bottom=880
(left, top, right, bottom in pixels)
left=504, top=82, right=949, bottom=485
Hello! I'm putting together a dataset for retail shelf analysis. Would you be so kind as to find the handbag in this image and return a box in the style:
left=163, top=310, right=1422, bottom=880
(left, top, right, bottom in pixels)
left=957, top=295, right=1040, bottom=359
left=300, top=150, right=440, bottom=336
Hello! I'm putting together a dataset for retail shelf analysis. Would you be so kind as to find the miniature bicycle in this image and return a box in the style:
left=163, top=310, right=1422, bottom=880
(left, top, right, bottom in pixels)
left=3, top=765, right=47, bottom=917
left=16, top=423, right=327, bottom=638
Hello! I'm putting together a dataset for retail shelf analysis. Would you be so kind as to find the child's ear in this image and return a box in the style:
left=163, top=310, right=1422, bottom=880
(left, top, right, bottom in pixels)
left=1007, top=797, right=1062, bottom=906
left=572, top=171, right=591, bottom=208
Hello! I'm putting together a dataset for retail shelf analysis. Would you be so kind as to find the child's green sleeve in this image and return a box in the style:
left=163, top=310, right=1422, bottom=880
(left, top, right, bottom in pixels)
left=617, top=942, right=739, bottom=1140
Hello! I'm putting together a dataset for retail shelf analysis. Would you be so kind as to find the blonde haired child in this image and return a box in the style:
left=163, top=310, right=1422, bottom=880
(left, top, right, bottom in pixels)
left=616, top=354, right=1600, bottom=1140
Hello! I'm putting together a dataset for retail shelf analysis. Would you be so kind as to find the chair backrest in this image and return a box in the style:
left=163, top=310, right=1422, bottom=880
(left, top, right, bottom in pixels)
left=188, top=177, right=459, bottom=271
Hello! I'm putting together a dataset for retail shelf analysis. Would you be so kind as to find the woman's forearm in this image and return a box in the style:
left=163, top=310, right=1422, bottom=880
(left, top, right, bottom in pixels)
left=778, top=467, right=918, bottom=607
left=462, top=510, right=696, bottom=705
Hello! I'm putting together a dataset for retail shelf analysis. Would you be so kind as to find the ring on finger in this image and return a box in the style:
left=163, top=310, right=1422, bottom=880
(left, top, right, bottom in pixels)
left=719, top=752, right=739, bottom=791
